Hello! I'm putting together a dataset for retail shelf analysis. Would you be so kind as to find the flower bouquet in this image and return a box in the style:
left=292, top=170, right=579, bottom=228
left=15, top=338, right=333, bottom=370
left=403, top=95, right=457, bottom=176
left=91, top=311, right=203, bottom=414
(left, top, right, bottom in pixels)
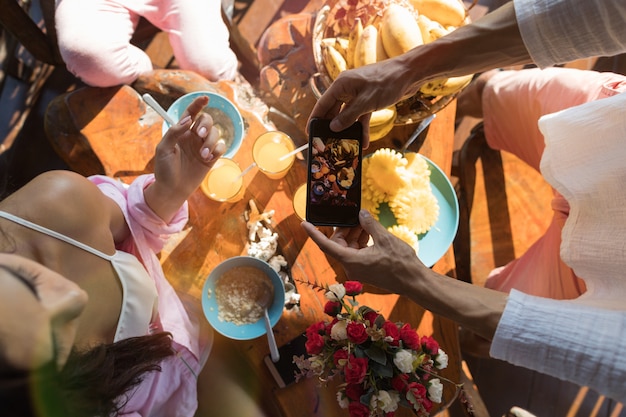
left=294, top=280, right=457, bottom=417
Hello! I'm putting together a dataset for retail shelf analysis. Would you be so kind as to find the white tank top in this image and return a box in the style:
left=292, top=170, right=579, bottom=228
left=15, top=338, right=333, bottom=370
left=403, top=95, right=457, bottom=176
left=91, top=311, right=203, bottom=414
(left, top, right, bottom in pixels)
left=0, top=210, right=159, bottom=341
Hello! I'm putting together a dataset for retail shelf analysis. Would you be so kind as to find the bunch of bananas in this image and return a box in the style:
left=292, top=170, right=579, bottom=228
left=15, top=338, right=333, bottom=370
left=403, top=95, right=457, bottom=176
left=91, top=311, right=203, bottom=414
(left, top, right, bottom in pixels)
left=320, top=0, right=473, bottom=106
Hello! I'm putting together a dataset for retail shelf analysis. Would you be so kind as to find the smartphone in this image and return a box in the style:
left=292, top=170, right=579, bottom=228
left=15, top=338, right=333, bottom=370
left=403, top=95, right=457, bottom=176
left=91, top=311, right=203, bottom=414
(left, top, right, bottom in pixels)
left=264, top=333, right=307, bottom=388
left=306, top=118, right=363, bottom=227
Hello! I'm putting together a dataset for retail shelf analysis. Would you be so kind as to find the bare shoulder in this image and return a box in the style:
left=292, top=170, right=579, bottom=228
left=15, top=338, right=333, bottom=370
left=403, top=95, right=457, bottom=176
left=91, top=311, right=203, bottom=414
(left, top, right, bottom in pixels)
left=1, top=170, right=118, bottom=236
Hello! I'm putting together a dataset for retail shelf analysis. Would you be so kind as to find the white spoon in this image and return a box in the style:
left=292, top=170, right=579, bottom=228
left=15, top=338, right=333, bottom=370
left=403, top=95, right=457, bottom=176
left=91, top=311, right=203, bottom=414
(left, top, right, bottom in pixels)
left=142, top=93, right=176, bottom=126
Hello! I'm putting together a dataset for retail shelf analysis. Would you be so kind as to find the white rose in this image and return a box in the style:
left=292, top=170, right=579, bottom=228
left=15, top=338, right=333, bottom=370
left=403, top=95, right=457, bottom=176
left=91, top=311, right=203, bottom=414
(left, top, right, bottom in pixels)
left=436, top=348, right=448, bottom=369
left=393, top=349, right=415, bottom=373
left=428, top=378, right=443, bottom=403
left=325, top=283, right=346, bottom=301
left=370, top=390, right=400, bottom=413
left=336, top=391, right=349, bottom=409
left=330, top=320, right=348, bottom=341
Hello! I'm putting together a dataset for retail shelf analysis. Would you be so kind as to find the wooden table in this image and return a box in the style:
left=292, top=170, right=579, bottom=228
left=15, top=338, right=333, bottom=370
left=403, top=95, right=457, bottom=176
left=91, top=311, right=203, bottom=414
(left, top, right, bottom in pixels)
left=156, top=84, right=462, bottom=416
left=44, top=68, right=462, bottom=416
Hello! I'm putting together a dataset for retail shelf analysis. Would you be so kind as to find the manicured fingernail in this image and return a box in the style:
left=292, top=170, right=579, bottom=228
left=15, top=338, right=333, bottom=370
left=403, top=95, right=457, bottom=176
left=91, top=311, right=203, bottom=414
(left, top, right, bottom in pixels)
left=179, top=115, right=192, bottom=125
left=198, top=126, right=207, bottom=137
left=200, top=147, right=212, bottom=160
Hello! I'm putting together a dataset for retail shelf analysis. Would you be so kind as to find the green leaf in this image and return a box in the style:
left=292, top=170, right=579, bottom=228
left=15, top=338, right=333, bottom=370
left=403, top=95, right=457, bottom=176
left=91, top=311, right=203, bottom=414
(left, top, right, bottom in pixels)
left=365, top=345, right=387, bottom=365
left=369, top=360, right=394, bottom=379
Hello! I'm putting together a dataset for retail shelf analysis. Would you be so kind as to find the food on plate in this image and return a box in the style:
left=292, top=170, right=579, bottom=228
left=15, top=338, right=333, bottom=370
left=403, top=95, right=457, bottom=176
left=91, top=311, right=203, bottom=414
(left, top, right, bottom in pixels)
left=362, top=148, right=439, bottom=253
left=215, top=265, right=274, bottom=325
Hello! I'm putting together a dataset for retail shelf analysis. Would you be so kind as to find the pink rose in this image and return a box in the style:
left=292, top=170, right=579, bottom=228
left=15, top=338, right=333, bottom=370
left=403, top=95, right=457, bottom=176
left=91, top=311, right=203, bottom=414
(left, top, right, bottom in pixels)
left=344, top=356, right=368, bottom=384
left=347, top=321, right=369, bottom=344
left=324, top=300, right=342, bottom=316
left=400, top=323, right=420, bottom=350
left=305, top=332, right=325, bottom=355
left=421, top=336, right=439, bottom=354
left=407, top=382, right=428, bottom=409
left=382, top=321, right=400, bottom=346
left=344, top=281, right=363, bottom=296
left=348, top=401, right=370, bottom=417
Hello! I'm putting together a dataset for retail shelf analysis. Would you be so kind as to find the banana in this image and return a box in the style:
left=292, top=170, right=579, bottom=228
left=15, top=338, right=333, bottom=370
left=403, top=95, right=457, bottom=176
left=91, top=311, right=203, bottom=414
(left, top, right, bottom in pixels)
left=409, top=0, right=466, bottom=27
left=375, top=27, right=389, bottom=62
left=380, top=4, right=424, bottom=58
left=417, top=15, right=448, bottom=43
left=354, top=25, right=379, bottom=68
left=369, top=118, right=396, bottom=142
left=334, top=37, right=350, bottom=61
left=369, top=106, right=397, bottom=142
left=419, top=73, right=473, bottom=96
left=322, top=43, right=348, bottom=81
left=347, top=18, right=363, bottom=68
left=370, top=106, right=397, bottom=126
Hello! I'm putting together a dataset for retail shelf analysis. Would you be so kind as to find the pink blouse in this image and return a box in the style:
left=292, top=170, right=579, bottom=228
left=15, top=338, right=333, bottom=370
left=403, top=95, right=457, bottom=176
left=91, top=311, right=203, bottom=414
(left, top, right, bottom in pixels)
left=91, top=174, right=212, bottom=417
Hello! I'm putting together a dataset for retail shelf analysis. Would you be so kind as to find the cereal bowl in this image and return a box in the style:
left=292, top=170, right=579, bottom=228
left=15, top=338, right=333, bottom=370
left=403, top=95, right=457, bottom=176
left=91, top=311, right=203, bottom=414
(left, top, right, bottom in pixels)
left=162, top=91, right=245, bottom=159
left=202, top=256, right=285, bottom=340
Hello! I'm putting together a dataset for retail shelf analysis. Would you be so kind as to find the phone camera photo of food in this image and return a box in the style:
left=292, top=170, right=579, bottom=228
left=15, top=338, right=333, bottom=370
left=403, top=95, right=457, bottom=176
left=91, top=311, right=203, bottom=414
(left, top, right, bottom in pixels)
left=310, top=136, right=360, bottom=206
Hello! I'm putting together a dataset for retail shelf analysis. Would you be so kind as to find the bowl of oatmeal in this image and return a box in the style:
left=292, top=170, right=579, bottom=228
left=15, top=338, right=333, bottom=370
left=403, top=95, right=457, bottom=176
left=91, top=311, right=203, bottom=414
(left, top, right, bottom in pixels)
left=202, top=256, right=285, bottom=340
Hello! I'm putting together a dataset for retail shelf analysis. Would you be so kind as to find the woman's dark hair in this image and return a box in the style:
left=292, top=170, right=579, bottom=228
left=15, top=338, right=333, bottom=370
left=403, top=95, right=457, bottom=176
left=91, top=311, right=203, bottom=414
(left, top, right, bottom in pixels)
left=0, top=332, right=174, bottom=417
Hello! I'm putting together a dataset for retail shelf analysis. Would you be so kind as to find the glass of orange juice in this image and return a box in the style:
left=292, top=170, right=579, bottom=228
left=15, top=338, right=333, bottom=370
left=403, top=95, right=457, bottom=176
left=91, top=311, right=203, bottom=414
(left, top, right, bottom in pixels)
left=252, top=131, right=296, bottom=180
left=292, top=183, right=307, bottom=221
left=200, top=158, right=245, bottom=202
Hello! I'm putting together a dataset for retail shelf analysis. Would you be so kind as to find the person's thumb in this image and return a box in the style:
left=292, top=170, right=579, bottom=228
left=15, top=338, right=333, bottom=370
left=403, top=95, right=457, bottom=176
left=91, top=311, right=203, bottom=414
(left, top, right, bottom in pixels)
left=358, top=210, right=387, bottom=240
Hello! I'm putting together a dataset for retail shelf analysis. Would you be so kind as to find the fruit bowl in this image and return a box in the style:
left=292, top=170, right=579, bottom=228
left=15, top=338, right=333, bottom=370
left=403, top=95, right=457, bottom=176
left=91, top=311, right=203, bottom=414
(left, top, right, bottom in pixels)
left=311, top=0, right=473, bottom=126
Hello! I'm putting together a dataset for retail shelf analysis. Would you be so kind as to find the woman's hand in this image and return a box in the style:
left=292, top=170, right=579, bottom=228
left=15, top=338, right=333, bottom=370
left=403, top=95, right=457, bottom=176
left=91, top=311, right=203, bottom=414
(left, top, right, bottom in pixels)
left=301, top=210, right=425, bottom=294
left=145, top=95, right=226, bottom=221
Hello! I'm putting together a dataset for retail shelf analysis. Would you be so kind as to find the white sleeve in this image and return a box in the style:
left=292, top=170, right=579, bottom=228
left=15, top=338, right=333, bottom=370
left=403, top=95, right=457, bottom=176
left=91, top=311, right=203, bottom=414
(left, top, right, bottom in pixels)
left=490, top=290, right=626, bottom=403
left=514, top=0, right=626, bottom=68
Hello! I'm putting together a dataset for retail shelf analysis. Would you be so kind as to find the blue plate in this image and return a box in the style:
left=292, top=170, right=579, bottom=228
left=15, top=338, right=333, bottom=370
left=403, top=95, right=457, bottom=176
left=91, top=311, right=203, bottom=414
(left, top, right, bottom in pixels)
left=162, top=91, right=244, bottom=159
left=375, top=154, right=459, bottom=268
left=202, top=256, right=285, bottom=340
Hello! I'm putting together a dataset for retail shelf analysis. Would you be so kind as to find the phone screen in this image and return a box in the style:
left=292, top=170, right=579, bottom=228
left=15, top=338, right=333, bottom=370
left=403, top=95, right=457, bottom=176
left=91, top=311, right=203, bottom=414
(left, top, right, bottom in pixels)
left=264, top=333, right=307, bottom=388
left=306, top=119, right=363, bottom=227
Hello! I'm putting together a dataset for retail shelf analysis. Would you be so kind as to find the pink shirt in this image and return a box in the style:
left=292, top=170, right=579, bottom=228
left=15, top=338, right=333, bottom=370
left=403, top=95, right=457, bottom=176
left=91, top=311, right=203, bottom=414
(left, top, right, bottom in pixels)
left=91, top=174, right=212, bottom=417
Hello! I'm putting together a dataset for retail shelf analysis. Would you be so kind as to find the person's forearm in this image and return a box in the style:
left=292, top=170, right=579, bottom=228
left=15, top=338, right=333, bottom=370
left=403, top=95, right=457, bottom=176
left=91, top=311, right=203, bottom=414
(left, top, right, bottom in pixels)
left=400, top=2, right=532, bottom=86
left=408, top=267, right=508, bottom=341
left=143, top=181, right=189, bottom=224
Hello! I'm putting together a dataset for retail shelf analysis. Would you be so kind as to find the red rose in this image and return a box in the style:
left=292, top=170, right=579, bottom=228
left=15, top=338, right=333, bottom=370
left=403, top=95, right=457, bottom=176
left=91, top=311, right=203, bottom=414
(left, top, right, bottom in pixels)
left=344, top=356, right=368, bottom=384
left=421, top=335, right=440, bottom=354
left=407, top=382, right=428, bottom=408
left=306, top=321, right=326, bottom=337
left=382, top=320, right=400, bottom=346
left=305, top=332, right=325, bottom=355
left=333, top=348, right=349, bottom=368
left=363, top=310, right=380, bottom=326
left=344, top=281, right=363, bottom=296
left=391, top=373, right=409, bottom=392
left=324, top=300, right=342, bottom=316
left=348, top=401, right=370, bottom=417
left=345, top=383, right=365, bottom=401
left=422, top=397, right=433, bottom=412
left=347, top=321, right=369, bottom=344
left=400, top=323, right=420, bottom=350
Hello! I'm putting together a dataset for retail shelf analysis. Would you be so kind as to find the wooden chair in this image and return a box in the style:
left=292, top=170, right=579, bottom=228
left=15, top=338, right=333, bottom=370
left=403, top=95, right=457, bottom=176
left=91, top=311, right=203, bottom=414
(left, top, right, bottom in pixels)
left=451, top=122, right=515, bottom=284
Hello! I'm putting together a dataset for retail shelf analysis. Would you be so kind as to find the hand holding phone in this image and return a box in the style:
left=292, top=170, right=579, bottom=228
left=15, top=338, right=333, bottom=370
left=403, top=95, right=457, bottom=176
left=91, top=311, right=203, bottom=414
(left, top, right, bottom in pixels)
left=306, top=118, right=363, bottom=227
